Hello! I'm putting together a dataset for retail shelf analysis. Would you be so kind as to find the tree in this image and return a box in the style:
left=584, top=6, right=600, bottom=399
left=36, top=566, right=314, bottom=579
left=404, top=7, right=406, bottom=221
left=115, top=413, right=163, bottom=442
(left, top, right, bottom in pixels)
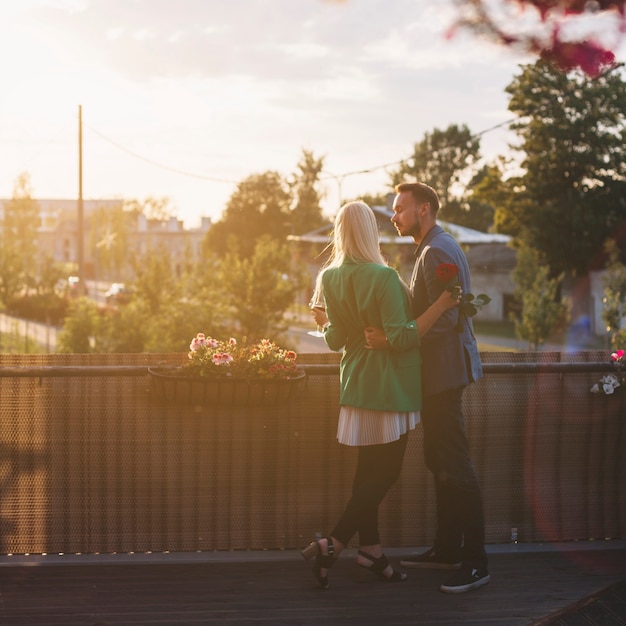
left=217, top=235, right=304, bottom=341
left=601, top=239, right=626, bottom=349
left=90, top=202, right=134, bottom=281
left=390, top=124, right=481, bottom=210
left=57, top=297, right=100, bottom=353
left=511, top=245, right=570, bottom=349
left=124, top=196, right=175, bottom=222
left=445, top=161, right=514, bottom=232
left=130, top=244, right=182, bottom=315
left=140, top=251, right=231, bottom=353
left=0, top=173, right=41, bottom=304
left=359, top=192, right=390, bottom=208
left=503, top=60, right=626, bottom=277
left=204, top=172, right=292, bottom=258
left=7, top=255, right=69, bottom=326
left=289, top=150, right=327, bottom=235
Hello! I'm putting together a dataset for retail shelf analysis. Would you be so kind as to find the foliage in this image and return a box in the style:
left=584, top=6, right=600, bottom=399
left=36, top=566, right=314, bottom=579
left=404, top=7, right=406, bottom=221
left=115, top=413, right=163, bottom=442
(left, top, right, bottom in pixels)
left=359, top=192, right=391, bottom=209
left=216, top=235, right=305, bottom=341
left=450, top=0, right=624, bottom=76
left=124, top=196, right=175, bottom=222
left=34, top=256, right=67, bottom=297
left=600, top=239, right=626, bottom=350
left=5, top=254, right=69, bottom=325
left=141, top=266, right=231, bottom=354
left=504, top=60, right=626, bottom=277
left=7, top=293, right=68, bottom=326
left=458, top=160, right=519, bottom=233
left=57, top=235, right=302, bottom=354
left=204, top=171, right=293, bottom=258
left=91, top=202, right=134, bottom=280
left=57, top=297, right=101, bottom=353
left=119, top=246, right=229, bottom=353
left=435, top=262, right=491, bottom=320
left=289, top=149, right=327, bottom=235
left=179, top=334, right=299, bottom=380
left=130, top=244, right=182, bottom=316
left=96, top=301, right=148, bottom=353
left=58, top=296, right=146, bottom=354
left=511, top=245, right=570, bottom=349
left=438, top=198, right=492, bottom=232
left=389, top=124, right=481, bottom=209
left=0, top=325, right=44, bottom=354
left=0, top=173, right=41, bottom=305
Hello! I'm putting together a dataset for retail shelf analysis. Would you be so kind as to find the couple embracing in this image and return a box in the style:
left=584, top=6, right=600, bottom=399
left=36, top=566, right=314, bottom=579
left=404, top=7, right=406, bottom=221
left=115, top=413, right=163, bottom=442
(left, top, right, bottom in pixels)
left=302, top=182, right=489, bottom=594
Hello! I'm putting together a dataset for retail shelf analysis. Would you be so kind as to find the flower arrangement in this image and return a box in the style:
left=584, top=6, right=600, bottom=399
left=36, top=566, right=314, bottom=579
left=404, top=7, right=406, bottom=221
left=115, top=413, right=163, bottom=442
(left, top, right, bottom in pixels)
left=590, top=349, right=625, bottom=395
left=435, top=262, right=491, bottom=318
left=183, top=334, right=299, bottom=380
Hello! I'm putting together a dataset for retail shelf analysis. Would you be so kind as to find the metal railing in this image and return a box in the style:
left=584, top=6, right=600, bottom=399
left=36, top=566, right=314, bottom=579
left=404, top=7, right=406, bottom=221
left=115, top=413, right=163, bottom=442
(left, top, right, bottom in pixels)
left=0, top=350, right=623, bottom=555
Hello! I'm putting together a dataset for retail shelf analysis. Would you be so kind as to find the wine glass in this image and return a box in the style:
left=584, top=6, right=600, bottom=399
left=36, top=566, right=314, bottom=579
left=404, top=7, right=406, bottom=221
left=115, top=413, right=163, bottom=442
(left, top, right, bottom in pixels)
left=307, top=296, right=326, bottom=338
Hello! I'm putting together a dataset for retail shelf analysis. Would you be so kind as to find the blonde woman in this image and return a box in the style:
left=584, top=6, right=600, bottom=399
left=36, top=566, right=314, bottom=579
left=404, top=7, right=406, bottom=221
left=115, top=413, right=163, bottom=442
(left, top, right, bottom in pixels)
left=301, top=201, right=460, bottom=589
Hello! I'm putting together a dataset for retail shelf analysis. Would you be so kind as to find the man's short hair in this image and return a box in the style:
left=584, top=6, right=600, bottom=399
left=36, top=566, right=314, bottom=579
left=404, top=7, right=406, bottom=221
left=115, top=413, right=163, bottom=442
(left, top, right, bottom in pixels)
left=395, top=182, right=440, bottom=214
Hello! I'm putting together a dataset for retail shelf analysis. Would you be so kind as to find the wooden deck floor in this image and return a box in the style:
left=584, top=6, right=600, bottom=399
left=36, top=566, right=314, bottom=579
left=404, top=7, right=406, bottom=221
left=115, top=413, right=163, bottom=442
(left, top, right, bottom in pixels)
left=0, top=543, right=624, bottom=625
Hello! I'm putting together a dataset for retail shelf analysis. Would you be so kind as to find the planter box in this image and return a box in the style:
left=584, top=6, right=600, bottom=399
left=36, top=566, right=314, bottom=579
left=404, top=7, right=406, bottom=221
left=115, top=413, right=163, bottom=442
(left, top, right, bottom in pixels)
left=148, top=367, right=306, bottom=407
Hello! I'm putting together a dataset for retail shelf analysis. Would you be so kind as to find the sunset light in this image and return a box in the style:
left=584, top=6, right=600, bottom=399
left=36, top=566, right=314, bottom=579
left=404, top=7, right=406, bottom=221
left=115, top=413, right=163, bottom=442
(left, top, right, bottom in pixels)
left=1, top=1, right=624, bottom=227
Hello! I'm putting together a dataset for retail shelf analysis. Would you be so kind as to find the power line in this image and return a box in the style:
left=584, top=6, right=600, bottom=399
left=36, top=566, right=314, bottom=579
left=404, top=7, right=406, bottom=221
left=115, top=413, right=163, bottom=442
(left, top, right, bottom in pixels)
left=84, top=123, right=239, bottom=185
left=320, top=117, right=517, bottom=186
left=86, top=115, right=517, bottom=190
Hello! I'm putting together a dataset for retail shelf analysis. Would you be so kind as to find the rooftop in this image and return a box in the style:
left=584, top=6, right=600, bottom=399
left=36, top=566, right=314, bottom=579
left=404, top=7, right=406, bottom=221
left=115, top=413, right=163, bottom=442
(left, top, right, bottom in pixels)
left=289, top=205, right=511, bottom=246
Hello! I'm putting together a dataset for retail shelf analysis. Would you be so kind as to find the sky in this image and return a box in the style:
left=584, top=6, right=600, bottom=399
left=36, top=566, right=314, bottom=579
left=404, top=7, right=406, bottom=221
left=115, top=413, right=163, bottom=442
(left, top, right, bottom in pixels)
left=1, top=0, right=625, bottom=228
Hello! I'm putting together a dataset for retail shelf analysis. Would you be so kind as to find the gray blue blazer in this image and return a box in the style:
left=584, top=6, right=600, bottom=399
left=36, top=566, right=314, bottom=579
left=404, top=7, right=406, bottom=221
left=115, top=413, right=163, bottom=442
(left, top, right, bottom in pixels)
left=410, top=224, right=483, bottom=397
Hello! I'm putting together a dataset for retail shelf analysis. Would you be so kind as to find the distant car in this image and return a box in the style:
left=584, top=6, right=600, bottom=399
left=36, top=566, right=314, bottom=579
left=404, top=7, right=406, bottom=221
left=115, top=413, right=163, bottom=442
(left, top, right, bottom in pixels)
left=65, top=275, right=87, bottom=297
left=105, top=283, right=133, bottom=305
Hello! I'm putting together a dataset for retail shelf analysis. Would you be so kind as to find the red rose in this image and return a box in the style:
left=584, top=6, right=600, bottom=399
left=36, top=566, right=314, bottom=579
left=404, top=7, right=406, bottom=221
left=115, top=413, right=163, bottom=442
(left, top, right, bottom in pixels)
left=436, top=263, right=459, bottom=283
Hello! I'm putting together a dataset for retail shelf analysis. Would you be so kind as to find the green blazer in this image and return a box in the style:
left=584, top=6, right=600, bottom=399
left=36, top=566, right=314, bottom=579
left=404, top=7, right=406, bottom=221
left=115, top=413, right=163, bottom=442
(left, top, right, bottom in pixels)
left=322, top=259, right=422, bottom=412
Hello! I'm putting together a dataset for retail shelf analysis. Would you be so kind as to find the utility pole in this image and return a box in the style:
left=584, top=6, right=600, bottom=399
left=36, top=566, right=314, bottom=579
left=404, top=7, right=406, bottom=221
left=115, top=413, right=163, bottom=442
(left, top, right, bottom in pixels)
left=77, top=104, right=85, bottom=293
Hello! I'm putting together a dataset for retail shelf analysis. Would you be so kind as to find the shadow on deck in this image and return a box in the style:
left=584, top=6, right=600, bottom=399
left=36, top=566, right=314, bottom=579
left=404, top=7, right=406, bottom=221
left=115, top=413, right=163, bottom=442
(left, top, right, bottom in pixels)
left=1, top=542, right=625, bottom=625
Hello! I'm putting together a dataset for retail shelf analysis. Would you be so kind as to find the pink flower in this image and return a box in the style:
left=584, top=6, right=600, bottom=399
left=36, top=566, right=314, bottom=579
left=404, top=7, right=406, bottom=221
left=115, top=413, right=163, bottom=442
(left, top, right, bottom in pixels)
left=212, top=352, right=233, bottom=366
left=189, top=333, right=207, bottom=351
left=184, top=333, right=299, bottom=380
left=611, top=349, right=624, bottom=362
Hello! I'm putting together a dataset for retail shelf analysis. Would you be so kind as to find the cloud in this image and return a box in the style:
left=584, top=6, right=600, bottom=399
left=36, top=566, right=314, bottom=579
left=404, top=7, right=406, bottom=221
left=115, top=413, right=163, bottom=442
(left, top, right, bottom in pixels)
left=25, top=0, right=470, bottom=80
left=0, top=0, right=586, bottom=224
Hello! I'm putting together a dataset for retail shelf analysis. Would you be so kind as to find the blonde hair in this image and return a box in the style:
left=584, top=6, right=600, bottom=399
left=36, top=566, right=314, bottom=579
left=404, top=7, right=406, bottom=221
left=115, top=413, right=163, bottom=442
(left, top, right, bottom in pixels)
left=313, top=201, right=387, bottom=300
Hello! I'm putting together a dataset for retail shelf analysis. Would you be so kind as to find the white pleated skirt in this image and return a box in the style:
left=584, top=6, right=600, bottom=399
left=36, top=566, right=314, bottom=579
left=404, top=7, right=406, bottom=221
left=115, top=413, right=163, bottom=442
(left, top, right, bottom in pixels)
left=336, top=406, right=420, bottom=447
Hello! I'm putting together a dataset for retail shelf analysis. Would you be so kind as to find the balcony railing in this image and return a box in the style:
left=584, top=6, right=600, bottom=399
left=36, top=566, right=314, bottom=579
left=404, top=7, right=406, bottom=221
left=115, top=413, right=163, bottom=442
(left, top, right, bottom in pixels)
left=0, top=350, right=624, bottom=555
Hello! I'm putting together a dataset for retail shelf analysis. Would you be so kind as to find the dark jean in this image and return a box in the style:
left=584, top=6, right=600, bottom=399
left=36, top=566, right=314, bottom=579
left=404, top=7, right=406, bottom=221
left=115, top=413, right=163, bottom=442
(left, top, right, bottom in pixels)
left=332, top=434, right=408, bottom=547
left=421, top=386, right=488, bottom=569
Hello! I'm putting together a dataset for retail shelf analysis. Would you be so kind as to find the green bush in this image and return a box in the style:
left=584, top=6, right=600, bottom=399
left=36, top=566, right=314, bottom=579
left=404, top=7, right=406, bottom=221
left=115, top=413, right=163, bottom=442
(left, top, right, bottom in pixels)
left=7, top=293, right=68, bottom=325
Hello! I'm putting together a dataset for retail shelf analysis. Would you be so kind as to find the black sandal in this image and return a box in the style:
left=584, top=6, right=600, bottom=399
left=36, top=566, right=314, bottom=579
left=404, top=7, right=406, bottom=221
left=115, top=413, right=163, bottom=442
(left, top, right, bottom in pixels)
left=301, top=537, right=337, bottom=589
left=357, top=550, right=407, bottom=582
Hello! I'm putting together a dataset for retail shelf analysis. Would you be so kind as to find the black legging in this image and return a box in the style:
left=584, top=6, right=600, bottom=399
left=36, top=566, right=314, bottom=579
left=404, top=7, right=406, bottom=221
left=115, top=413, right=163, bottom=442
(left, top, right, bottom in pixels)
left=331, top=433, right=408, bottom=546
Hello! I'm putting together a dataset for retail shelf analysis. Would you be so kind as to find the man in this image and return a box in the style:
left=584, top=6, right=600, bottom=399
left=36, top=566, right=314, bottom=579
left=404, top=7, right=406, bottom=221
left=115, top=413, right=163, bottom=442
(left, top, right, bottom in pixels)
left=364, top=182, right=489, bottom=594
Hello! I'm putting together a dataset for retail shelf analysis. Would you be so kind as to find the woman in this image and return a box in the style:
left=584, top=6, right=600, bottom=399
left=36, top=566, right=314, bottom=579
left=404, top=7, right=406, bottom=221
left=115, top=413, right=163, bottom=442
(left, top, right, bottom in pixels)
left=301, top=201, right=460, bottom=589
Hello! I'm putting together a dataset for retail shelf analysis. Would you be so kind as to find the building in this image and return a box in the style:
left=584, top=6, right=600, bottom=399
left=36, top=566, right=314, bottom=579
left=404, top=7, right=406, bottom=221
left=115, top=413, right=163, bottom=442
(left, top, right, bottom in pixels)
left=0, top=197, right=212, bottom=282
left=287, top=204, right=514, bottom=322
